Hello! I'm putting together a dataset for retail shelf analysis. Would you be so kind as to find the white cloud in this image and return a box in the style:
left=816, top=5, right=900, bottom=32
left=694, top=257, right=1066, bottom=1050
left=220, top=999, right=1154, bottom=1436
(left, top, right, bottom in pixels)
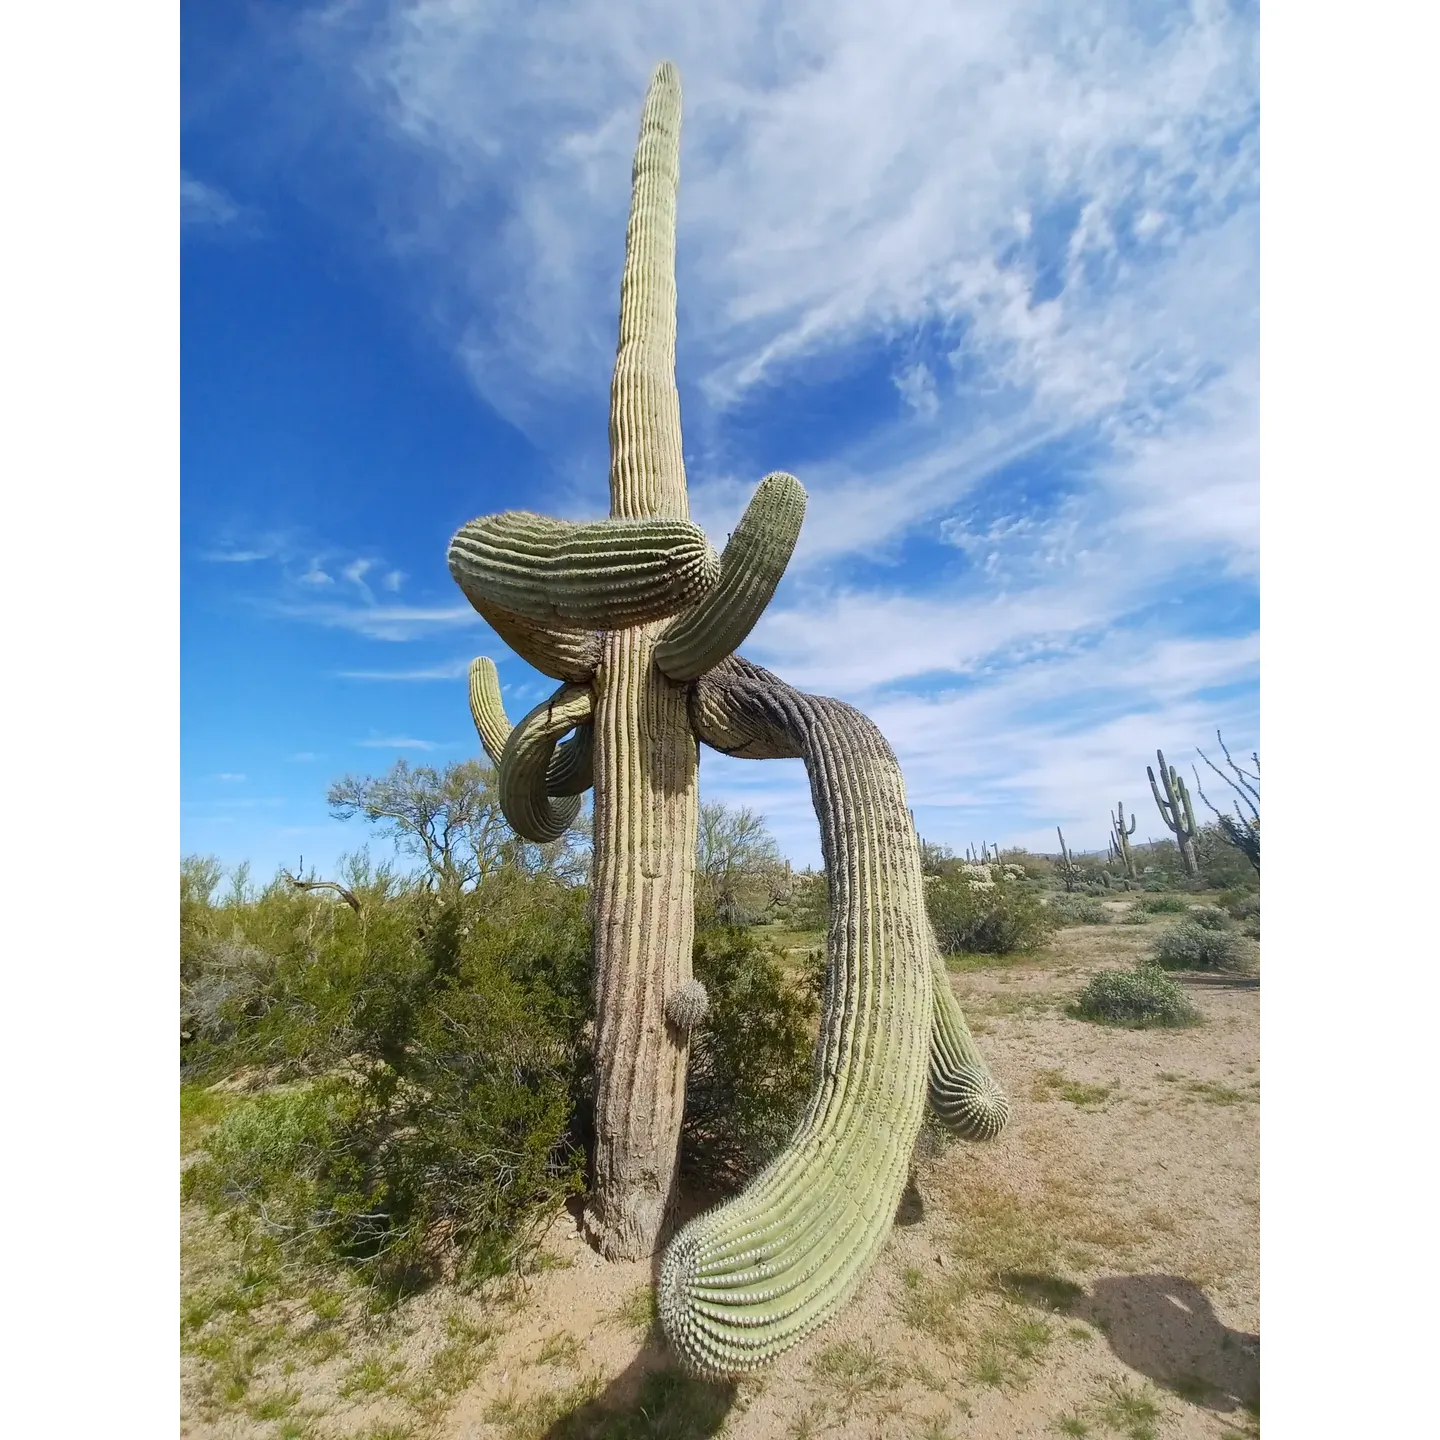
left=382, top=569, right=406, bottom=591
left=212, top=772, right=248, bottom=783
left=358, top=735, right=442, bottom=750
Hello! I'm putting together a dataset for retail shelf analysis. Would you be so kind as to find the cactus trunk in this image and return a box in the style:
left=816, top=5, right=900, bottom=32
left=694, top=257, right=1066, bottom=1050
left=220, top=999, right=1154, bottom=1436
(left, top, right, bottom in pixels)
left=588, top=628, right=697, bottom=1256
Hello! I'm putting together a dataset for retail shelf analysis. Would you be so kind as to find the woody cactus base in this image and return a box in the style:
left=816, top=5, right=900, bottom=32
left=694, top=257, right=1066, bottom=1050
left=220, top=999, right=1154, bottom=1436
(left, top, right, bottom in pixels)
left=447, top=62, right=1007, bottom=1378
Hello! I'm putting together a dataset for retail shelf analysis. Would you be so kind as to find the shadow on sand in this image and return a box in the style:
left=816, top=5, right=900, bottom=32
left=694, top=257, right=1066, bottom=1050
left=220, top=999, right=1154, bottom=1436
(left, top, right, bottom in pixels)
left=1003, top=1269, right=1259, bottom=1413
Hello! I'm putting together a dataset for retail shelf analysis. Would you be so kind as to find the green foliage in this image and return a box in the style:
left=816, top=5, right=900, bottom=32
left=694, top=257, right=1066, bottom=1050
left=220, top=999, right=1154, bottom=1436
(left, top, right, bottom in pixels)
left=1072, top=964, right=1200, bottom=1028
left=682, top=926, right=820, bottom=1188
left=1195, top=823, right=1260, bottom=890
left=1048, top=896, right=1112, bottom=926
left=1151, top=919, right=1246, bottom=971
left=927, top=874, right=1056, bottom=956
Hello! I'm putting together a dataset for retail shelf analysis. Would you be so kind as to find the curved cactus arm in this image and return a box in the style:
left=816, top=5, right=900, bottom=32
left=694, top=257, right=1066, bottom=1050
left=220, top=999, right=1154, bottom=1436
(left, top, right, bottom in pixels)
left=654, top=472, right=807, bottom=681
left=926, top=940, right=1010, bottom=1140
left=449, top=511, right=718, bottom=632
left=546, top=723, right=595, bottom=797
left=470, top=657, right=595, bottom=798
left=467, top=595, right=602, bottom=683
left=497, top=682, right=594, bottom=843
left=468, top=658, right=512, bottom=767
left=659, top=656, right=934, bottom=1378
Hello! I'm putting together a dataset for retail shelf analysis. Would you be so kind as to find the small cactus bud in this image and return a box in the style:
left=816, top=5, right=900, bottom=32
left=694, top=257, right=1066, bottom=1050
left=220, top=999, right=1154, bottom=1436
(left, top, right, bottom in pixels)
left=665, top=979, right=709, bottom=1031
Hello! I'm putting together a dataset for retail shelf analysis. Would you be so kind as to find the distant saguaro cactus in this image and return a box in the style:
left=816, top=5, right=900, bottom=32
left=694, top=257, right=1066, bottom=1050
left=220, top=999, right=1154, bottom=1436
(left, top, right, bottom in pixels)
left=1148, top=749, right=1200, bottom=877
left=447, top=64, right=1006, bottom=1370
left=1055, top=826, right=1082, bottom=892
left=1110, top=801, right=1138, bottom=880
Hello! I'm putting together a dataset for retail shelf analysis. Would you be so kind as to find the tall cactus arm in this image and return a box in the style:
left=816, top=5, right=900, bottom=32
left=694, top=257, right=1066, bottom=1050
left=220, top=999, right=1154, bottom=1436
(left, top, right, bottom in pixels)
left=654, top=473, right=807, bottom=681
left=468, top=658, right=511, bottom=766
left=469, top=657, right=595, bottom=797
left=449, top=511, right=719, bottom=631
left=659, top=656, right=937, bottom=1377
left=1147, top=761, right=1176, bottom=832
left=497, top=683, right=594, bottom=843
left=610, top=60, right=686, bottom=520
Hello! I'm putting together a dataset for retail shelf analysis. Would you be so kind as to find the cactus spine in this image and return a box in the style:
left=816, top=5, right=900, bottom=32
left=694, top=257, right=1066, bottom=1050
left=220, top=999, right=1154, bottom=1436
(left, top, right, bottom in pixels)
left=1110, top=801, right=1138, bottom=880
left=447, top=63, right=1006, bottom=1368
left=1147, top=749, right=1199, bottom=877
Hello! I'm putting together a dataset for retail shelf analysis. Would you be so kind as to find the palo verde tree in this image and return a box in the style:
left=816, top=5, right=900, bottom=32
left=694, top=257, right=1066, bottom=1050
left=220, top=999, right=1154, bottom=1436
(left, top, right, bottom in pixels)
left=1194, top=729, right=1260, bottom=871
left=446, top=64, right=1007, bottom=1375
left=327, top=758, right=589, bottom=892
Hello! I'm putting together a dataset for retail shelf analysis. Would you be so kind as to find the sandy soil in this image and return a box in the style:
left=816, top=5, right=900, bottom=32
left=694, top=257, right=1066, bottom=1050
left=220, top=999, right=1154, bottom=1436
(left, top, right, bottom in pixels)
left=181, top=922, right=1259, bottom=1440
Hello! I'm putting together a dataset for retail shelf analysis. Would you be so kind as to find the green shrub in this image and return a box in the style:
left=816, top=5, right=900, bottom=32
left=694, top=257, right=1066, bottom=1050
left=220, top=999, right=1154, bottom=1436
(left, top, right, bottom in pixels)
left=1151, top=920, right=1246, bottom=971
left=1119, top=907, right=1150, bottom=926
left=1220, top=890, right=1260, bottom=922
left=1072, top=964, right=1200, bottom=1028
left=182, top=873, right=592, bottom=1290
left=1136, top=894, right=1190, bottom=915
left=1048, top=896, right=1112, bottom=926
left=927, top=875, right=1056, bottom=957
left=683, top=927, right=819, bottom=1189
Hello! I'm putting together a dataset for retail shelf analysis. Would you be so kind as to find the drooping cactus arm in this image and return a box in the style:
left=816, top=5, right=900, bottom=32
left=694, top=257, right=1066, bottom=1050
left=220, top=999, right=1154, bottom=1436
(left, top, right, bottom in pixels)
left=659, top=656, right=936, bottom=1377
left=654, top=473, right=806, bottom=681
left=926, top=936, right=1009, bottom=1140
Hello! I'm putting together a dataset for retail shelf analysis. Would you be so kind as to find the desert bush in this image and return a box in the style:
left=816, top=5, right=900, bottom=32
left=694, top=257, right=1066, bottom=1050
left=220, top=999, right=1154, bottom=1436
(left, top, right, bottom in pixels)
left=927, top=873, right=1056, bottom=956
left=682, top=927, right=819, bottom=1188
left=183, top=880, right=590, bottom=1289
left=1220, top=890, right=1259, bottom=919
left=1048, top=896, right=1112, bottom=926
left=1187, top=904, right=1232, bottom=931
left=1151, top=920, right=1246, bottom=971
left=1136, top=894, right=1190, bottom=915
left=1120, top=907, right=1150, bottom=926
left=1073, top=963, right=1200, bottom=1028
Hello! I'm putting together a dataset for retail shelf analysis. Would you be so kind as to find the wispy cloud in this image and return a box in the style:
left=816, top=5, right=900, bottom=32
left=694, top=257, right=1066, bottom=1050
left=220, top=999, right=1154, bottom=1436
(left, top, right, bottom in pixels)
left=338, top=659, right=474, bottom=681
left=212, top=772, right=248, bottom=783
left=358, top=735, right=443, bottom=751
left=181, top=171, right=261, bottom=233
left=270, top=600, right=481, bottom=642
left=288, top=752, right=321, bottom=763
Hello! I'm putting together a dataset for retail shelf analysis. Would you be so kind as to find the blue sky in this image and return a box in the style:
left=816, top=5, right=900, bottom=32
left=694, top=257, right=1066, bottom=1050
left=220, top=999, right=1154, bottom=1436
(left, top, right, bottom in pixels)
left=181, top=0, right=1258, bottom=877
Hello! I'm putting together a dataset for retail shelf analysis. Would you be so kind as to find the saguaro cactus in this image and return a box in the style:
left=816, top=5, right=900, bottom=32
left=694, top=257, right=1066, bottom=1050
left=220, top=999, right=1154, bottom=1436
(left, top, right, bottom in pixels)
left=1110, top=801, right=1138, bottom=880
left=1148, top=748, right=1200, bottom=877
left=447, top=62, right=1006, bottom=1371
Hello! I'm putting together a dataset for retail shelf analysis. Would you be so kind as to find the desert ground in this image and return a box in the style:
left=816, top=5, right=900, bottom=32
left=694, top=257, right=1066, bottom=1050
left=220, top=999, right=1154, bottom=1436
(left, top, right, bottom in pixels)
left=181, top=918, right=1259, bottom=1440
